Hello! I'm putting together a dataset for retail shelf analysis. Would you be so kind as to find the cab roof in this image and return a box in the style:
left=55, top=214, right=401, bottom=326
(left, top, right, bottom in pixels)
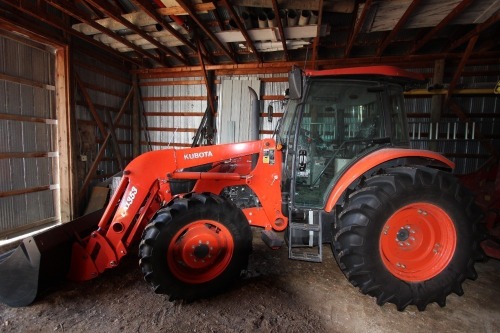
left=304, top=66, right=425, bottom=82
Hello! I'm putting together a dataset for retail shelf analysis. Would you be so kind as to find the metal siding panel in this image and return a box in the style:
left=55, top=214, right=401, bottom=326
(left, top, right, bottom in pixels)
left=0, top=36, right=58, bottom=235
left=0, top=120, right=8, bottom=153
left=5, top=82, right=21, bottom=115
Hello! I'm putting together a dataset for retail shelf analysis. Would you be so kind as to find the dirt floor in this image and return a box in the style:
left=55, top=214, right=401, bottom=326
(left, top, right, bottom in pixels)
left=1, top=230, right=499, bottom=333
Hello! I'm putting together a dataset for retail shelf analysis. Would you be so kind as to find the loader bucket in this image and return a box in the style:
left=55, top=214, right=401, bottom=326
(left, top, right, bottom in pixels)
left=0, top=209, right=103, bottom=307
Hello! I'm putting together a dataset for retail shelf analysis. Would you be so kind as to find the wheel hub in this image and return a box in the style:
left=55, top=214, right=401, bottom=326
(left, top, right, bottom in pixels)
left=193, top=244, right=210, bottom=259
left=167, top=220, right=234, bottom=284
left=379, top=203, right=457, bottom=282
left=396, top=228, right=410, bottom=242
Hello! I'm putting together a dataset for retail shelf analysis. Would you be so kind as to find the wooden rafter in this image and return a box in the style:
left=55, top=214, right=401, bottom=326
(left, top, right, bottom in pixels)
left=311, top=0, right=324, bottom=69
left=130, top=0, right=198, bottom=54
left=446, top=35, right=478, bottom=103
left=82, top=0, right=187, bottom=66
left=345, top=0, right=372, bottom=58
left=376, top=0, right=421, bottom=57
left=3, top=0, right=143, bottom=67
left=45, top=0, right=166, bottom=66
left=176, top=0, right=236, bottom=63
left=447, top=11, right=500, bottom=52
left=410, top=0, right=473, bottom=54
left=196, top=36, right=216, bottom=115
left=220, top=0, right=261, bottom=63
left=270, top=0, right=288, bottom=61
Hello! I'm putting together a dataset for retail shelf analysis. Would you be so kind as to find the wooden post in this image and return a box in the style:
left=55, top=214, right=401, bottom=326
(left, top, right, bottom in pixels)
left=132, top=73, right=141, bottom=158
left=55, top=46, right=74, bottom=222
left=429, top=59, right=445, bottom=151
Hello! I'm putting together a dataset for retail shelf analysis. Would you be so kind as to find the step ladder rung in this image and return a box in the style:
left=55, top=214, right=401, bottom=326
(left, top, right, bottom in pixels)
left=290, top=250, right=322, bottom=262
left=289, top=222, right=320, bottom=232
left=288, top=210, right=323, bottom=263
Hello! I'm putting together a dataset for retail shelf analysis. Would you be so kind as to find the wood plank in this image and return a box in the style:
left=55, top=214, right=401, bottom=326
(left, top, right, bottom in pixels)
left=144, top=112, right=205, bottom=117
left=0, top=152, right=55, bottom=159
left=146, top=127, right=198, bottom=133
left=0, top=185, right=51, bottom=198
left=140, top=80, right=206, bottom=86
left=0, top=72, right=55, bottom=90
left=55, top=47, right=73, bottom=222
left=0, top=113, right=57, bottom=124
left=142, top=96, right=207, bottom=101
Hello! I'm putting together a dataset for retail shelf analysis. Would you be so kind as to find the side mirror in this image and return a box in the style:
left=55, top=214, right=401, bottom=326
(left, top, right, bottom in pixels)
left=288, top=67, right=302, bottom=99
left=267, top=105, right=273, bottom=122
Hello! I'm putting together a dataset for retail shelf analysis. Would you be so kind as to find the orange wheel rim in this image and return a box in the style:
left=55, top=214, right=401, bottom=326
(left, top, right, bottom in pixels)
left=379, top=203, right=456, bottom=282
left=167, top=220, right=234, bottom=284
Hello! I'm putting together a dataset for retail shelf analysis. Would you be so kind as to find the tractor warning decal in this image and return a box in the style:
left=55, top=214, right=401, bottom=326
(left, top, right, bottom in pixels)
left=263, top=149, right=275, bottom=165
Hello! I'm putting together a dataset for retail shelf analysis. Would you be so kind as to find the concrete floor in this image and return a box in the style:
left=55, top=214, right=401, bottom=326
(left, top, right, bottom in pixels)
left=0, top=230, right=499, bottom=333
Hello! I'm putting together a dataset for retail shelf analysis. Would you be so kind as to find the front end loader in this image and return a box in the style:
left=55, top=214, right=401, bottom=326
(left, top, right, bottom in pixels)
left=0, top=66, right=482, bottom=311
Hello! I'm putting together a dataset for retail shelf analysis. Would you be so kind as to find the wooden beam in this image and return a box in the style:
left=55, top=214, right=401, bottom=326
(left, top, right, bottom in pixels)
left=270, top=0, right=288, bottom=61
left=176, top=0, right=236, bottom=63
left=410, top=0, right=474, bottom=54
left=446, top=35, right=478, bottom=103
left=0, top=113, right=56, bottom=124
left=447, top=11, right=500, bottom=52
left=130, top=0, right=198, bottom=55
left=55, top=46, right=74, bottom=221
left=220, top=0, right=261, bottom=63
left=376, top=0, right=421, bottom=57
left=345, top=0, right=372, bottom=58
left=0, top=186, right=52, bottom=199
left=45, top=0, right=164, bottom=66
left=429, top=59, right=445, bottom=152
left=83, top=0, right=187, bottom=65
left=196, top=36, right=217, bottom=115
left=311, top=0, right=324, bottom=69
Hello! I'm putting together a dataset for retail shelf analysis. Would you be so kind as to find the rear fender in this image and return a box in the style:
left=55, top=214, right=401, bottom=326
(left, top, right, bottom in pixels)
left=324, top=148, right=454, bottom=212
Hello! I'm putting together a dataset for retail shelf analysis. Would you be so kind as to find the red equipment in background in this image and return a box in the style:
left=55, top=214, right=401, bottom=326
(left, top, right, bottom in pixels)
left=459, top=157, right=500, bottom=259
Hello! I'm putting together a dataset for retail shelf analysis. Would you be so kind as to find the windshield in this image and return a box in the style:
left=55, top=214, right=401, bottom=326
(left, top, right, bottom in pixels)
left=286, top=79, right=393, bottom=208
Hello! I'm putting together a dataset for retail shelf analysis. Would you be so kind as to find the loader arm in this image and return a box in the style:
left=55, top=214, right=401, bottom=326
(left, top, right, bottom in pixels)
left=68, top=138, right=286, bottom=281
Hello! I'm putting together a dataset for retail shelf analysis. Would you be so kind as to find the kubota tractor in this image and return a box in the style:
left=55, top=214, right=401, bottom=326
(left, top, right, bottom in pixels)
left=0, top=66, right=481, bottom=311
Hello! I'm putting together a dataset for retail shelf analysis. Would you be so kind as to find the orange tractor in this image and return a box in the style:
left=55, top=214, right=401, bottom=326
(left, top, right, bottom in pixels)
left=0, top=66, right=482, bottom=311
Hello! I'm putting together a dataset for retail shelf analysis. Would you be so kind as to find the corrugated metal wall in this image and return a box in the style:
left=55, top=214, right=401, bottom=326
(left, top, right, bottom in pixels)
left=406, top=64, right=500, bottom=174
left=140, top=76, right=206, bottom=151
left=73, top=46, right=132, bottom=192
left=0, top=33, right=58, bottom=237
left=139, top=73, right=289, bottom=150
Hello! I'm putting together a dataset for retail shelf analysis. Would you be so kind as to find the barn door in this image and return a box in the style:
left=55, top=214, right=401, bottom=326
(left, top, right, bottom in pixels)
left=0, top=32, right=69, bottom=241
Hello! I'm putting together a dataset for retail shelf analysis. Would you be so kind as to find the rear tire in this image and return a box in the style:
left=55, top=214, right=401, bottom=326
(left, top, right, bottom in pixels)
left=333, top=166, right=480, bottom=311
left=139, top=193, right=252, bottom=301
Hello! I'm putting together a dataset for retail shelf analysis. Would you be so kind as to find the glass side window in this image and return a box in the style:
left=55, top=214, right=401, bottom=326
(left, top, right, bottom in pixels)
left=292, top=79, right=386, bottom=208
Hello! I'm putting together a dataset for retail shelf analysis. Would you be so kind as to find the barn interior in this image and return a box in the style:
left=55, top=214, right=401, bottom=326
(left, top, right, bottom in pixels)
left=0, top=1, right=499, bottom=332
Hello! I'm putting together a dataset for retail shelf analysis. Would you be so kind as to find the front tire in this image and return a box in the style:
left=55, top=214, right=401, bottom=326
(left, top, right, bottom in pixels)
left=139, top=193, right=252, bottom=301
left=333, top=166, right=480, bottom=311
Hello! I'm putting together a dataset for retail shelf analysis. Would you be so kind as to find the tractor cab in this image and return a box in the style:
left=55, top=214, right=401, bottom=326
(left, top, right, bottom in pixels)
left=278, top=66, right=415, bottom=209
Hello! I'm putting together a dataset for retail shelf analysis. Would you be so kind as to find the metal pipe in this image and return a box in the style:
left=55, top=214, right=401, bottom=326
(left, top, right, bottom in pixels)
left=309, top=11, right=319, bottom=25
left=258, top=12, right=268, bottom=28
left=299, top=10, right=311, bottom=26
left=287, top=9, right=299, bottom=27
left=241, top=11, right=252, bottom=29
left=279, top=9, right=287, bottom=27
left=267, top=11, right=277, bottom=27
